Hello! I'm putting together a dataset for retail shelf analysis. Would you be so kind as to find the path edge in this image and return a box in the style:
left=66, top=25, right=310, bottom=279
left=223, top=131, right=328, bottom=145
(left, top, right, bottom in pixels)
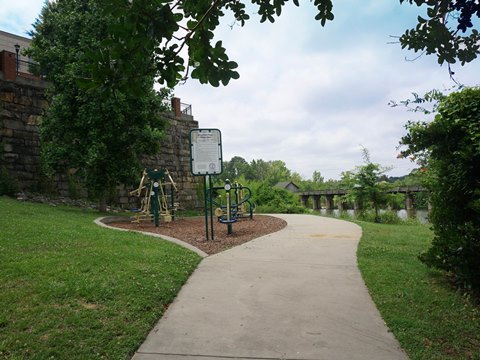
left=94, top=216, right=209, bottom=258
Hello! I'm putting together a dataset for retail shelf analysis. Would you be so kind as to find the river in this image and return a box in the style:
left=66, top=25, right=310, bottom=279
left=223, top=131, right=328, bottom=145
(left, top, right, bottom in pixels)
left=318, top=209, right=430, bottom=224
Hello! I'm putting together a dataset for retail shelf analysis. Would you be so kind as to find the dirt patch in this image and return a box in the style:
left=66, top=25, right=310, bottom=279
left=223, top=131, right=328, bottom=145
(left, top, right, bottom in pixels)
left=108, top=215, right=287, bottom=255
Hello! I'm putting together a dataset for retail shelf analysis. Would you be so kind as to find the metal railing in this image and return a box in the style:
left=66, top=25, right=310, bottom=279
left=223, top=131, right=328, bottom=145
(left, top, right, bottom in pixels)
left=17, top=59, right=44, bottom=79
left=181, top=102, right=192, bottom=115
left=161, top=100, right=192, bottom=116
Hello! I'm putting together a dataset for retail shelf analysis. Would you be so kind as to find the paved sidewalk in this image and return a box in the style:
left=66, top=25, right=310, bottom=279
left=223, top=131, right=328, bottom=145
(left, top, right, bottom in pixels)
left=131, top=214, right=408, bottom=360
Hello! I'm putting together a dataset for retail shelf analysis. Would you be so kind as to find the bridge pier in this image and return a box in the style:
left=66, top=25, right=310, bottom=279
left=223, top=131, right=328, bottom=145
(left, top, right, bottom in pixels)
left=405, top=193, right=414, bottom=210
left=301, top=195, right=309, bottom=208
left=297, top=186, right=427, bottom=212
left=325, top=195, right=334, bottom=210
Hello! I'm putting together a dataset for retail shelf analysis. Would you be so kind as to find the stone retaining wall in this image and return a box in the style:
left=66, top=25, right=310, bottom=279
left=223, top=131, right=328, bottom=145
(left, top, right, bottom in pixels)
left=0, top=77, right=201, bottom=209
left=0, top=78, right=47, bottom=190
left=120, top=111, right=201, bottom=209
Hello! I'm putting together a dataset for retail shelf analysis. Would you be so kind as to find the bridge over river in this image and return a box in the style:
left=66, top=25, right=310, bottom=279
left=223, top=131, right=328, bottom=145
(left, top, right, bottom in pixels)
left=297, top=186, right=427, bottom=211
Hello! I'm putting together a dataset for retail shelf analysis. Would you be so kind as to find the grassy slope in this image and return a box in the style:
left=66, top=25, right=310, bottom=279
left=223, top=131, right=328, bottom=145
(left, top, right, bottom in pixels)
left=357, top=221, right=480, bottom=360
left=0, top=197, right=201, bottom=359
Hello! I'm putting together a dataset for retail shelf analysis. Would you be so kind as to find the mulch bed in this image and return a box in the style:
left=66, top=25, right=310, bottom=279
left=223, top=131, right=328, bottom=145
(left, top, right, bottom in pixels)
left=108, top=215, right=287, bottom=255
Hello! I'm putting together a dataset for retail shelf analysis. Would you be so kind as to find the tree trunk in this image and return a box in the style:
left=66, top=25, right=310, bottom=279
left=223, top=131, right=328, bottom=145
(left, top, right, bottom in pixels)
left=99, top=196, right=107, bottom=213
left=374, top=205, right=380, bottom=223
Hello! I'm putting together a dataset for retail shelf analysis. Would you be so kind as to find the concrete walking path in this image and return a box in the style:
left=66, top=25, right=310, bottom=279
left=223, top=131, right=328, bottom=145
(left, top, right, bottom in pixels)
left=131, top=214, right=408, bottom=360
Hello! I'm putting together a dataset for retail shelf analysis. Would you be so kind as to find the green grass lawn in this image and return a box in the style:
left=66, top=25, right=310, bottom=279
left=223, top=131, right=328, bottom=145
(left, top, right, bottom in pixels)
left=3, top=198, right=479, bottom=360
left=0, top=196, right=202, bottom=359
left=357, top=221, right=480, bottom=360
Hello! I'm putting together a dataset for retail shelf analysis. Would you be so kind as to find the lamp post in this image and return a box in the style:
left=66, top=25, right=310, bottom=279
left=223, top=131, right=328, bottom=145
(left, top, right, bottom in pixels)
left=14, top=44, right=20, bottom=75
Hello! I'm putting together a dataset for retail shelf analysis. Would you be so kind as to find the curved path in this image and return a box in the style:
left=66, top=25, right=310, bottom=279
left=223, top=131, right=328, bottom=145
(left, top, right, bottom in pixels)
left=131, top=214, right=408, bottom=360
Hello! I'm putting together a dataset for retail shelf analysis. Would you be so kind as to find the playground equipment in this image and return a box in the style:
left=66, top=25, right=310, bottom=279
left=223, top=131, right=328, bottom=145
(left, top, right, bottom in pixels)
left=208, top=180, right=255, bottom=234
left=129, top=168, right=178, bottom=227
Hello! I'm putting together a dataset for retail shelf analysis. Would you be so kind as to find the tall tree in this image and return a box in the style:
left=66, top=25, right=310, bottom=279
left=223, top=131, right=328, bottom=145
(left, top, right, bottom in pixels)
left=248, top=159, right=270, bottom=182
left=27, top=0, right=168, bottom=210
left=346, top=148, right=393, bottom=223
left=312, top=170, right=324, bottom=184
left=266, top=160, right=292, bottom=185
left=222, top=156, right=250, bottom=180
left=81, top=0, right=479, bottom=90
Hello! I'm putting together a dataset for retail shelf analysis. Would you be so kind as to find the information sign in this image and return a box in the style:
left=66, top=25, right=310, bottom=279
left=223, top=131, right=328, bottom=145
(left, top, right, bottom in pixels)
left=190, top=128, right=223, bottom=176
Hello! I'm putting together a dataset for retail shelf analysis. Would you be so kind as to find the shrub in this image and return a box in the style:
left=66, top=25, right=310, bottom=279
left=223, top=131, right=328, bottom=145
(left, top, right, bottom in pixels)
left=357, top=210, right=403, bottom=224
left=401, top=87, right=480, bottom=290
left=254, top=183, right=306, bottom=214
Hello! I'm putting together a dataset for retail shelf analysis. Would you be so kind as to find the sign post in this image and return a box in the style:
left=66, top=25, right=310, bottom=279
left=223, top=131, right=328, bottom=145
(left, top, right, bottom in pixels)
left=189, top=129, right=223, bottom=240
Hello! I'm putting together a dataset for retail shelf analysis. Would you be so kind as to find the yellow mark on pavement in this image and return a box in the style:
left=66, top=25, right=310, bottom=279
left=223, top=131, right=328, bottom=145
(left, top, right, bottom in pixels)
left=309, top=234, right=357, bottom=239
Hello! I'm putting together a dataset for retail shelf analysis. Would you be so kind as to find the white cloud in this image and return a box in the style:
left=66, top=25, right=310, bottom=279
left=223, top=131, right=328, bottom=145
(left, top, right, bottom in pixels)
left=2, top=1, right=479, bottom=181
left=175, top=6, right=480, bottom=180
left=0, top=1, right=44, bottom=36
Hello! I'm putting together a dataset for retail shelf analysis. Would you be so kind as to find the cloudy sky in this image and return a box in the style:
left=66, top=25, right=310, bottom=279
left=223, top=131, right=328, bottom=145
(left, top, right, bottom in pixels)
left=2, top=1, right=479, bottom=180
